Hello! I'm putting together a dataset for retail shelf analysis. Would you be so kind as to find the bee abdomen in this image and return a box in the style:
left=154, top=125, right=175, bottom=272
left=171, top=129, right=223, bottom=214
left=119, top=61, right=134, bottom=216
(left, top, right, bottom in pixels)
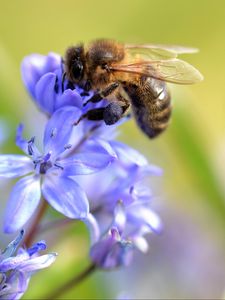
left=148, top=91, right=172, bottom=138
left=123, top=78, right=172, bottom=139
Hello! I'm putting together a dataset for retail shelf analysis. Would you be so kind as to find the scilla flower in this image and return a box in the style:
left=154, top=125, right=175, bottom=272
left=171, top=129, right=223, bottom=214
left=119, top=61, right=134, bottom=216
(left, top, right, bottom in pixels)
left=0, top=106, right=116, bottom=233
left=22, top=52, right=102, bottom=116
left=76, top=140, right=163, bottom=268
left=0, top=230, right=56, bottom=299
left=19, top=50, right=162, bottom=270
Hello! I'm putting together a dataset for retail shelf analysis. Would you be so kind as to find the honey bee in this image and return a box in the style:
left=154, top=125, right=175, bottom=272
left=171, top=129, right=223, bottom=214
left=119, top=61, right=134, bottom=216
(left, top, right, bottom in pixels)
left=64, top=39, right=203, bottom=138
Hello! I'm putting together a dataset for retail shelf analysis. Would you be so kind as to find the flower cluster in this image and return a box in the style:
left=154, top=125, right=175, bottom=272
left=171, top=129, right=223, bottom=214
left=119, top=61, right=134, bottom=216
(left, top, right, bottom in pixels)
left=0, top=230, right=56, bottom=299
left=0, top=51, right=162, bottom=285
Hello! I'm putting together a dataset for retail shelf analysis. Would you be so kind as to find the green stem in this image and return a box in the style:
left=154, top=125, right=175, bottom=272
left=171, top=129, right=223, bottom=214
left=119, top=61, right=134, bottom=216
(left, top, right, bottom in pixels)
left=23, top=200, right=48, bottom=248
left=46, top=263, right=97, bottom=299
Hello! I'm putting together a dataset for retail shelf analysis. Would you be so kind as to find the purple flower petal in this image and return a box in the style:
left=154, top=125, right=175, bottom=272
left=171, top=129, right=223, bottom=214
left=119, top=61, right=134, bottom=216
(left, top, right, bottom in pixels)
left=21, top=52, right=61, bottom=98
left=61, top=152, right=114, bottom=176
left=55, top=89, right=83, bottom=110
left=43, top=106, right=82, bottom=159
left=17, top=253, right=57, bottom=273
left=4, top=175, right=41, bottom=233
left=113, top=202, right=126, bottom=234
left=133, top=236, right=149, bottom=253
left=90, top=229, right=120, bottom=267
left=1, top=271, right=28, bottom=299
left=1, top=230, right=24, bottom=260
left=83, top=214, right=100, bottom=245
left=109, top=140, right=148, bottom=166
left=127, top=205, right=163, bottom=234
left=16, top=124, right=41, bottom=157
left=81, top=138, right=117, bottom=159
left=35, top=73, right=57, bottom=114
left=0, top=155, right=33, bottom=178
left=90, top=228, right=134, bottom=269
left=0, top=253, right=29, bottom=272
left=15, top=124, right=28, bottom=154
left=42, top=175, right=89, bottom=219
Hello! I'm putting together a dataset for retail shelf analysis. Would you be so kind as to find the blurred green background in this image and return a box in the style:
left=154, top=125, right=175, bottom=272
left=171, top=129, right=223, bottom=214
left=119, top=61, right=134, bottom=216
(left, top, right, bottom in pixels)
left=0, top=0, right=225, bottom=299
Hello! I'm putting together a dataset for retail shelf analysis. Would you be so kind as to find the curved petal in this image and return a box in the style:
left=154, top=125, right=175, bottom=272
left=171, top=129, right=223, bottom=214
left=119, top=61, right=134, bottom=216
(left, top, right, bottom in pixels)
left=4, top=175, right=41, bottom=233
left=0, top=155, right=33, bottom=178
left=61, top=152, right=114, bottom=176
left=0, top=253, right=29, bottom=272
left=43, top=106, right=82, bottom=158
left=21, top=52, right=61, bottom=98
left=83, top=213, right=100, bottom=245
left=55, top=89, right=83, bottom=110
left=15, top=123, right=28, bottom=154
left=1, top=270, right=28, bottom=299
left=127, top=205, right=163, bottom=234
left=81, top=139, right=117, bottom=159
left=1, top=230, right=24, bottom=260
left=42, top=175, right=89, bottom=219
left=15, top=124, right=41, bottom=157
left=35, top=72, right=57, bottom=114
left=18, top=253, right=57, bottom=273
left=109, top=140, right=148, bottom=166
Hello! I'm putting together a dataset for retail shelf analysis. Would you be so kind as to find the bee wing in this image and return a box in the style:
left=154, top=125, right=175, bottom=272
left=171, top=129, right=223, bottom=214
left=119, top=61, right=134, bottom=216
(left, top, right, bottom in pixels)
left=111, top=59, right=203, bottom=84
left=125, top=44, right=199, bottom=60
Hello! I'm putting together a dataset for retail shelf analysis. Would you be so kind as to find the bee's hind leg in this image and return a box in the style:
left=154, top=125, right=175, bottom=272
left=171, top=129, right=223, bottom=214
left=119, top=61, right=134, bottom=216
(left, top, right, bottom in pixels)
left=74, top=102, right=129, bottom=126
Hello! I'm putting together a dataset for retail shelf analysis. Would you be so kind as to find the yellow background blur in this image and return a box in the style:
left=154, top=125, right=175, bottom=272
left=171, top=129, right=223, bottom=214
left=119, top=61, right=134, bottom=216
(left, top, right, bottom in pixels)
left=0, top=0, right=225, bottom=299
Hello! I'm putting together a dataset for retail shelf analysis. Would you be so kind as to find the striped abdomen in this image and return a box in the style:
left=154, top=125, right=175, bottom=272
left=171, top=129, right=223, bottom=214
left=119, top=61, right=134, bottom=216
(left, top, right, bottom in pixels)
left=123, top=77, right=172, bottom=138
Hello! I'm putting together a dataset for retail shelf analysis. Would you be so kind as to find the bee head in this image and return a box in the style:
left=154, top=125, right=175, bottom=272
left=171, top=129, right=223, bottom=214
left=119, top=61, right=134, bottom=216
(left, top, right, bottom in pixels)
left=65, top=45, right=85, bottom=83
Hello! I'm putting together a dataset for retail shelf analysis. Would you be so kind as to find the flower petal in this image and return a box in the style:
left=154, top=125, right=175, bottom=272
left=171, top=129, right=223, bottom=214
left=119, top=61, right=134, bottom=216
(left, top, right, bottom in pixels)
left=0, top=155, right=33, bottom=178
left=4, top=175, right=41, bottom=233
left=127, top=205, right=163, bottom=234
left=81, top=138, right=117, bottom=159
left=110, top=140, right=148, bottom=166
left=17, top=253, right=57, bottom=273
left=113, top=202, right=127, bottom=234
left=35, top=73, right=57, bottom=114
left=21, top=52, right=61, bottom=98
left=61, top=152, right=114, bottom=176
left=0, top=252, right=29, bottom=272
left=43, top=106, right=82, bottom=158
left=83, top=213, right=100, bottom=245
left=0, top=270, right=29, bottom=299
left=1, top=230, right=24, bottom=260
left=55, top=89, right=83, bottom=110
left=42, top=175, right=89, bottom=219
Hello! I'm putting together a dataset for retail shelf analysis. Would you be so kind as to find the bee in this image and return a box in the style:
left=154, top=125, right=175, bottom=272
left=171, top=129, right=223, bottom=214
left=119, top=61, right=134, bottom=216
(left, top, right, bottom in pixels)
left=64, top=39, right=203, bottom=138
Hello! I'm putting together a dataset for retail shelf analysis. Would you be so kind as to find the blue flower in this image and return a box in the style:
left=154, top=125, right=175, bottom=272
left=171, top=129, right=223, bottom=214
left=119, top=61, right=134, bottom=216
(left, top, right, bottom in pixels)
left=0, top=106, right=116, bottom=233
left=0, top=230, right=57, bottom=299
left=90, top=204, right=134, bottom=269
left=20, top=50, right=163, bottom=269
left=76, top=141, right=163, bottom=269
left=21, top=52, right=124, bottom=141
left=21, top=52, right=108, bottom=117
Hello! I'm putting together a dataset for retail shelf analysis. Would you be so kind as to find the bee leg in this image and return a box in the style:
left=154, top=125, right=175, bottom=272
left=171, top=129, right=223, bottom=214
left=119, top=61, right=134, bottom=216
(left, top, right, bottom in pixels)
left=73, top=108, right=105, bottom=125
left=83, top=82, right=119, bottom=106
left=74, top=102, right=127, bottom=126
left=103, top=102, right=125, bottom=125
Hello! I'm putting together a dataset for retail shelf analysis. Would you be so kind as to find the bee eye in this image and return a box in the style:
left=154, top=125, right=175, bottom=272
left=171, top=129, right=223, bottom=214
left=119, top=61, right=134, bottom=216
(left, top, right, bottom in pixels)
left=72, top=61, right=83, bottom=80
